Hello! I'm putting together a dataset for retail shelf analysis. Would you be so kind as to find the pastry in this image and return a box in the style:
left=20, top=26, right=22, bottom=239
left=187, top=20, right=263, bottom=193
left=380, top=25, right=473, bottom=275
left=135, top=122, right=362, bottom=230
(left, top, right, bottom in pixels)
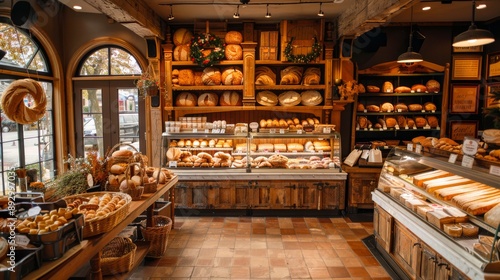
left=225, top=31, right=243, bottom=44
left=380, top=102, right=394, bottom=112
left=198, top=92, right=218, bottom=106
left=367, top=85, right=380, bottom=93
left=219, top=91, right=242, bottom=106
left=201, top=67, right=222, bottom=85
left=278, top=91, right=301, bottom=106
left=256, top=91, right=278, bottom=106
left=175, top=92, right=197, bottom=107
left=366, top=105, right=380, bottom=112
left=302, top=67, right=321, bottom=85
left=426, top=79, right=441, bottom=92
left=382, top=81, right=394, bottom=93
left=173, top=28, right=193, bottom=46
left=280, top=66, right=303, bottom=85
left=426, top=116, right=439, bottom=128
left=177, top=69, right=195, bottom=86
left=411, top=84, right=427, bottom=93
left=300, top=90, right=322, bottom=106
left=173, top=45, right=190, bottom=61
left=424, top=102, right=437, bottom=111
left=395, top=103, right=408, bottom=112
left=225, top=44, right=243, bottom=60
left=394, top=86, right=411, bottom=93
left=408, top=104, right=423, bottom=111
left=221, top=67, right=243, bottom=85
left=255, top=66, right=276, bottom=85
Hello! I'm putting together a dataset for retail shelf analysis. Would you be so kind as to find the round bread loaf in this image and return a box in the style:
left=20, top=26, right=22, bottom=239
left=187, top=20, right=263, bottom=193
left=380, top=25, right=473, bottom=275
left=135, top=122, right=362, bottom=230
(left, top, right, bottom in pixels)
left=255, top=66, right=276, bottom=85
left=358, top=83, right=366, bottom=94
left=198, top=93, right=218, bottom=106
left=396, top=115, right=407, bottom=127
left=256, top=91, right=278, bottom=106
left=202, top=67, right=222, bottom=85
left=367, top=85, right=380, bottom=93
left=225, top=44, right=243, bottom=60
left=426, top=79, right=440, bottom=92
left=300, top=90, right=323, bottom=106
left=395, top=103, right=408, bottom=112
left=385, top=117, right=397, bottom=128
left=173, top=45, right=191, bottom=61
left=383, top=81, right=394, bottom=93
left=407, top=117, right=415, bottom=128
left=394, top=86, right=411, bottom=93
left=408, top=104, right=423, bottom=111
left=380, top=102, right=394, bottom=112
left=221, top=67, right=243, bottom=85
left=366, top=105, right=380, bottom=112
left=411, top=84, right=427, bottom=93
left=424, top=102, right=437, bottom=111
left=225, top=31, right=243, bottom=44
left=278, top=91, right=301, bottom=107
left=175, top=92, right=197, bottom=107
left=415, top=117, right=427, bottom=128
left=178, top=69, right=195, bottom=86
left=358, top=116, right=368, bottom=128
left=426, top=116, right=439, bottom=128
left=173, top=28, right=193, bottom=46
left=219, top=91, right=242, bottom=106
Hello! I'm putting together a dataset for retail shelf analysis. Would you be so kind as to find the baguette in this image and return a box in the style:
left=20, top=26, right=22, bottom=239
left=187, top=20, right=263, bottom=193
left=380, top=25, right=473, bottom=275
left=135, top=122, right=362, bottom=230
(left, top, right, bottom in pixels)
left=452, top=189, right=500, bottom=207
left=466, top=197, right=500, bottom=215
left=425, top=178, right=473, bottom=194
left=422, top=175, right=463, bottom=189
left=412, top=170, right=451, bottom=187
left=434, top=183, right=487, bottom=200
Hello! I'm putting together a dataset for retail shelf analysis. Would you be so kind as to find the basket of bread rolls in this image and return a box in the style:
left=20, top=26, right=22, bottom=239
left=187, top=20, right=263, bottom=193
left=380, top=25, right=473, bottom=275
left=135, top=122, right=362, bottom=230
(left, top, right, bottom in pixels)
left=119, top=162, right=144, bottom=201
left=105, top=143, right=141, bottom=192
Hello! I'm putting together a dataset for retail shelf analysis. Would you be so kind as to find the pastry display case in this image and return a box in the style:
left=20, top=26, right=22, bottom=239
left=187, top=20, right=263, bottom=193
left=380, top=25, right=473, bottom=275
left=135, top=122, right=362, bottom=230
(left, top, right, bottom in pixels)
left=372, top=147, right=500, bottom=279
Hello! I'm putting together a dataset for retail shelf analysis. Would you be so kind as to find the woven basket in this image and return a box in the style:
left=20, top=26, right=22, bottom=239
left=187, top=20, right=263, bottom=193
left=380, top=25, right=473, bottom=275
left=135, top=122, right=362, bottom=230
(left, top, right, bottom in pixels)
left=121, top=162, right=144, bottom=200
left=101, top=237, right=136, bottom=276
left=141, top=216, right=172, bottom=258
left=64, top=192, right=131, bottom=238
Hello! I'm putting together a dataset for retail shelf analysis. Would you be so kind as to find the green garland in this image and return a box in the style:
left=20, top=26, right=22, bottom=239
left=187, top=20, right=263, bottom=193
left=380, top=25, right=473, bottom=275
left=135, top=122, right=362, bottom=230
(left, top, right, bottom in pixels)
left=284, top=37, right=322, bottom=63
left=190, top=33, right=225, bottom=67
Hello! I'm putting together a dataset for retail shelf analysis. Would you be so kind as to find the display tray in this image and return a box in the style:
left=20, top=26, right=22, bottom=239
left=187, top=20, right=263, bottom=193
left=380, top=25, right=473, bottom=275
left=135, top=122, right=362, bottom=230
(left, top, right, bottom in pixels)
left=0, top=243, right=43, bottom=280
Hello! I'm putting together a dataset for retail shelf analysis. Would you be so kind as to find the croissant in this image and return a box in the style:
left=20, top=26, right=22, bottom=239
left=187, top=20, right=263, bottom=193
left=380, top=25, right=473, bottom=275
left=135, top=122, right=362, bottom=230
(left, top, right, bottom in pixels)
left=302, top=67, right=321, bottom=85
left=255, top=66, right=276, bottom=85
left=280, top=66, right=303, bottom=85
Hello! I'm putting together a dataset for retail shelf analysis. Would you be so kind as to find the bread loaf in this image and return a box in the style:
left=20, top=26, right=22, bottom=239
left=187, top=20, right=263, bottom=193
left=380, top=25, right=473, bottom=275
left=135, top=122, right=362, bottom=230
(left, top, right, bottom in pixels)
left=406, top=118, right=415, bottom=128
left=367, top=85, right=380, bottom=93
left=395, top=103, right=408, bottom=112
left=484, top=203, right=500, bottom=228
left=366, top=105, right=380, bottom=112
left=424, top=102, right=437, bottom=111
left=357, top=103, right=365, bottom=112
left=385, top=117, right=397, bottom=128
left=173, top=45, right=191, bottom=61
left=194, top=71, right=204, bottom=86
left=221, top=67, right=243, bottom=85
left=426, top=116, right=439, bottom=128
left=178, top=69, right=195, bottom=86
left=358, top=116, right=368, bottom=128
left=383, top=81, right=394, bottom=93
left=302, top=67, right=321, bottom=85
left=173, top=28, right=193, bottom=46
left=300, top=90, right=322, bottom=106
left=396, top=115, right=407, bottom=127
left=395, top=86, right=411, bottom=93
left=426, top=79, right=440, bottom=92
left=225, top=31, right=243, bottom=44
left=166, top=148, right=181, bottom=161
left=198, top=92, right=218, bottom=106
left=258, top=143, right=274, bottom=152
left=413, top=170, right=451, bottom=187
left=225, top=44, right=243, bottom=60
left=219, top=91, right=242, bottom=106
left=380, top=102, right=394, bottom=112
left=278, top=91, right=301, bottom=106
left=427, top=210, right=454, bottom=229
left=358, top=83, right=366, bottom=93
left=443, top=224, right=462, bottom=238
left=256, top=91, right=278, bottom=106
left=175, top=92, right=197, bottom=107
left=408, top=104, right=423, bottom=111
left=459, top=223, right=479, bottom=237
left=202, top=67, right=222, bottom=85
left=280, top=66, right=303, bottom=85
left=255, top=66, right=276, bottom=85
left=411, top=84, right=427, bottom=93
left=287, top=143, right=304, bottom=152
left=415, top=117, right=427, bottom=128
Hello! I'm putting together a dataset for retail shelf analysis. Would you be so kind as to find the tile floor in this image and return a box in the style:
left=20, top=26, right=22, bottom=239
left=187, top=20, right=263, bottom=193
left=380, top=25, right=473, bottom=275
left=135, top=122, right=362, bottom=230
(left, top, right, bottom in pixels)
left=129, top=216, right=391, bottom=280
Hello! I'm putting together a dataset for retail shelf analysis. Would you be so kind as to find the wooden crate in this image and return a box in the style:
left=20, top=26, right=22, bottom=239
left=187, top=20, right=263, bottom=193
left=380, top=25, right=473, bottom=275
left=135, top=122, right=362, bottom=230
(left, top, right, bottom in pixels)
left=259, top=31, right=279, bottom=60
left=280, top=19, right=324, bottom=62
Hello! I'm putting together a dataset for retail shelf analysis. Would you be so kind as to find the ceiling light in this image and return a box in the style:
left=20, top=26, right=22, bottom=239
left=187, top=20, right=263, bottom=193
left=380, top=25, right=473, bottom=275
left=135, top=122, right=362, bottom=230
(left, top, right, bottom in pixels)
left=453, top=0, right=494, bottom=47
left=73, top=5, right=82, bottom=10
left=422, top=6, right=431, bottom=11
left=476, top=4, right=486, bottom=9
left=233, top=5, right=240, bottom=18
left=168, top=5, right=175, bottom=21
left=265, top=4, right=271, bottom=18
left=318, top=3, right=324, bottom=17
left=397, top=6, right=423, bottom=64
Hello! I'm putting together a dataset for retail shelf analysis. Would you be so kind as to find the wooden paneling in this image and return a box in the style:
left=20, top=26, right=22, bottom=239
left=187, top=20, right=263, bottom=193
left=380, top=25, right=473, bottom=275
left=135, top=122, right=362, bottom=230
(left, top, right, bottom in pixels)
left=374, top=204, right=392, bottom=253
left=393, top=221, right=419, bottom=280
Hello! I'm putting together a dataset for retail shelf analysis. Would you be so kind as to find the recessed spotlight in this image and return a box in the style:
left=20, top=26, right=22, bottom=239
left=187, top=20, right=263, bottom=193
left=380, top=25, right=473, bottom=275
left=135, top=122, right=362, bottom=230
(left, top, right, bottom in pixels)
left=422, top=6, right=431, bottom=11
left=73, top=5, right=82, bottom=10
left=476, top=4, right=487, bottom=9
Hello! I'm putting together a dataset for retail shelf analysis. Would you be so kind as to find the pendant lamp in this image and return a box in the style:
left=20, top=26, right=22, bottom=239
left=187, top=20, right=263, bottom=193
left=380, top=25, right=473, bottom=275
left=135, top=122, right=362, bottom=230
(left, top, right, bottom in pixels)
left=452, top=0, right=495, bottom=47
left=397, top=6, right=423, bottom=64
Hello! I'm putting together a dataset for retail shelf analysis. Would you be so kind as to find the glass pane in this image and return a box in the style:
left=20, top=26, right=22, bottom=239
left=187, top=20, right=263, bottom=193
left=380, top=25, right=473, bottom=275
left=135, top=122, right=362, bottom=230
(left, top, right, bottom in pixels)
left=118, top=88, right=139, bottom=149
left=110, top=48, right=142, bottom=75
left=79, top=48, right=109, bottom=75
left=28, top=51, right=48, bottom=72
left=0, top=23, right=40, bottom=69
left=82, top=88, right=104, bottom=156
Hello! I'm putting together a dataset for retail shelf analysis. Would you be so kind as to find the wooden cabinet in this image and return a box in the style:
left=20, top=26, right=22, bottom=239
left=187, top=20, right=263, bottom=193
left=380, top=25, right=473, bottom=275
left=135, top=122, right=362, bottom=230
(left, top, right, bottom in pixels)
left=393, top=221, right=420, bottom=280
left=374, top=204, right=392, bottom=253
left=343, top=165, right=380, bottom=213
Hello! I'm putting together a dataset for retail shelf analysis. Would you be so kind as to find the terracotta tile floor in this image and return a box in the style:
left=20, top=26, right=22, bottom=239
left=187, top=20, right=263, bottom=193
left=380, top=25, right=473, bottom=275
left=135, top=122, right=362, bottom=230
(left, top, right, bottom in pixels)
left=129, top=216, right=391, bottom=280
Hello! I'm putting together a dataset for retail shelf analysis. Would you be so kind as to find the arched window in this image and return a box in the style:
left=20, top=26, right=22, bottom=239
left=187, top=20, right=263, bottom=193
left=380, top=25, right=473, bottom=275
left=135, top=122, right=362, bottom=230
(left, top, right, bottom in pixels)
left=0, top=20, right=54, bottom=194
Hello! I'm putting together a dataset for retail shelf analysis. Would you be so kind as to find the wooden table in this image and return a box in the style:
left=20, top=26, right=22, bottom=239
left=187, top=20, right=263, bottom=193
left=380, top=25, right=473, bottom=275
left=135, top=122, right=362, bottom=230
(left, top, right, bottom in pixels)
left=24, top=176, right=178, bottom=280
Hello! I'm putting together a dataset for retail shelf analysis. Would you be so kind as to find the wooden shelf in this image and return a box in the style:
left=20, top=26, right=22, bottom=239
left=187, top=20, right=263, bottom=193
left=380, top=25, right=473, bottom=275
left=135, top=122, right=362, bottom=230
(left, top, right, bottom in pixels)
left=172, top=85, right=244, bottom=91
left=255, top=85, right=326, bottom=91
left=172, top=60, right=243, bottom=66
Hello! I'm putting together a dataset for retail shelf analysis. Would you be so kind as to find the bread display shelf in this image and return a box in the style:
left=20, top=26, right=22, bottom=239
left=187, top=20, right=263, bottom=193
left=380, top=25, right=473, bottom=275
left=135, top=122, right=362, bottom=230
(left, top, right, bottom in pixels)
left=178, top=147, right=233, bottom=152
left=357, top=111, right=441, bottom=116
left=255, top=85, right=326, bottom=91
left=172, top=60, right=243, bottom=66
left=172, top=85, right=244, bottom=91
left=356, top=128, right=441, bottom=132
left=255, top=60, right=326, bottom=65
left=165, top=105, right=334, bottom=114
left=247, top=151, right=332, bottom=157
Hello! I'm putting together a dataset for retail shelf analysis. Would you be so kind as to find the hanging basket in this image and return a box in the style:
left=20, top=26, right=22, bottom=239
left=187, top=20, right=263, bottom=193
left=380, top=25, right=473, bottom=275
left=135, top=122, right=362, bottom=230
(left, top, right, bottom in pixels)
left=146, top=85, right=159, bottom=96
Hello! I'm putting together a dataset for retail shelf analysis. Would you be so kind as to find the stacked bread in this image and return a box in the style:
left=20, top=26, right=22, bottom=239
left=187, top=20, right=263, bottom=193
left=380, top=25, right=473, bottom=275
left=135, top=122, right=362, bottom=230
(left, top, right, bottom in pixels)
left=363, top=80, right=441, bottom=94
left=258, top=117, right=319, bottom=130
left=224, top=31, right=243, bottom=60
left=172, top=28, right=193, bottom=61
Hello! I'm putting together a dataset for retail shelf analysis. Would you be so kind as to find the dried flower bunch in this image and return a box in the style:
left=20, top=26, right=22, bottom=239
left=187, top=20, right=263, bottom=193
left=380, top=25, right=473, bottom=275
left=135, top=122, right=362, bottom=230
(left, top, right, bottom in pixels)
left=134, top=71, right=159, bottom=94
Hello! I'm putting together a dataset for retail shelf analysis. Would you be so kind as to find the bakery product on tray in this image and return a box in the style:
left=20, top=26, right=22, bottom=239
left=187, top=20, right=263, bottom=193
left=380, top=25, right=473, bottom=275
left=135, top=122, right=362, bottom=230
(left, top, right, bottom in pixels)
left=280, top=66, right=303, bottom=85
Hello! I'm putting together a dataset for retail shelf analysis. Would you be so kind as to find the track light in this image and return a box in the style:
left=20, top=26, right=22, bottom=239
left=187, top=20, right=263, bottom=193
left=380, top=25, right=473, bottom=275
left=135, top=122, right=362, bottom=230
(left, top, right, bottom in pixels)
left=318, top=3, right=324, bottom=17
left=452, top=0, right=495, bottom=47
left=397, top=6, right=423, bottom=64
left=265, top=4, right=271, bottom=18
left=233, top=5, right=240, bottom=18
left=168, top=5, right=174, bottom=21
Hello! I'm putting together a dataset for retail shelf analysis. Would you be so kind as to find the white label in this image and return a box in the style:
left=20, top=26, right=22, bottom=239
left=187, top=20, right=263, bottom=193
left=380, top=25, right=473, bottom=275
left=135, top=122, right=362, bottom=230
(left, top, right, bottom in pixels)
left=405, top=125, right=409, bottom=130
left=424, top=125, right=431, bottom=130
left=269, top=129, right=276, bottom=134
left=462, top=137, right=479, bottom=156
left=220, top=129, right=226, bottom=134
left=412, top=126, right=417, bottom=130
left=168, top=161, right=178, bottom=168
left=448, top=153, right=458, bottom=163
left=489, top=165, right=500, bottom=177
left=16, top=235, right=30, bottom=246
left=279, top=129, right=285, bottom=134
left=461, top=155, right=474, bottom=168
left=297, top=130, right=303, bottom=134
left=204, top=129, right=210, bottom=133
left=364, top=109, right=367, bottom=113
left=421, top=110, right=425, bottom=113
left=364, top=128, right=368, bottom=131
left=437, top=126, right=440, bottom=130
left=369, top=128, right=373, bottom=131
left=398, top=109, right=402, bottom=113
left=356, top=127, right=359, bottom=131
left=318, top=150, right=324, bottom=154
left=432, top=110, right=436, bottom=113
left=395, top=125, right=400, bottom=130
left=415, top=144, right=422, bottom=154
left=323, top=127, right=331, bottom=134
left=361, top=150, right=370, bottom=160
left=407, top=143, right=413, bottom=151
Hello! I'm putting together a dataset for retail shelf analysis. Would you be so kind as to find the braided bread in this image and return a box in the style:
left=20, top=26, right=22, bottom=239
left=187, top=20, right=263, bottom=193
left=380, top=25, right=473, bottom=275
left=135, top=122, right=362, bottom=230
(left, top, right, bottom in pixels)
left=1, top=78, right=47, bottom=124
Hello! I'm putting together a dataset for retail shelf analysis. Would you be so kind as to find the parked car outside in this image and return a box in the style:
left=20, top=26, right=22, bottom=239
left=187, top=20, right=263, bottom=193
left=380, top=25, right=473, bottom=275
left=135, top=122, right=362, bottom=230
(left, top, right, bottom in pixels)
left=1, top=113, right=17, bottom=132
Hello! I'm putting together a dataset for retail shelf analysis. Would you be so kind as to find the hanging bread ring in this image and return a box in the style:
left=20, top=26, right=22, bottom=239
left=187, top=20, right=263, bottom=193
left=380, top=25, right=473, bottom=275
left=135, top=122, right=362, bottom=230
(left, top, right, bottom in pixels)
left=1, top=78, right=47, bottom=124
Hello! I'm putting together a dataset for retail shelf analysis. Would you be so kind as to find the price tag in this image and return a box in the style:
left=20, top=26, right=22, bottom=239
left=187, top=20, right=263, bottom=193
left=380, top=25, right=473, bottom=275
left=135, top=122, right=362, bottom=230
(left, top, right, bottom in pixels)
left=364, top=128, right=368, bottom=131
left=448, top=153, right=458, bottom=163
left=424, top=125, right=431, bottom=130
left=490, top=165, right=500, bottom=177
left=407, top=143, right=414, bottom=151
left=437, top=126, right=440, bottom=130
left=421, top=110, right=426, bottom=113
left=323, top=127, right=331, bottom=133
left=16, top=235, right=30, bottom=247
left=412, top=126, right=417, bottom=130
left=369, top=128, right=373, bottom=131
left=415, top=144, right=422, bottom=154
left=462, top=137, right=479, bottom=156
left=279, top=128, right=285, bottom=134
left=405, top=125, right=409, bottom=130
left=461, top=155, right=474, bottom=168
left=297, top=130, right=303, bottom=134
left=398, top=109, right=402, bottom=113
left=318, top=150, right=324, bottom=154
left=361, top=150, right=370, bottom=160
left=395, top=125, right=400, bottom=130
left=356, top=127, right=359, bottom=131
left=192, top=128, right=198, bottom=133
left=168, top=161, right=178, bottom=168
left=204, top=129, right=210, bottom=133
left=432, top=110, right=436, bottom=113
left=220, top=129, right=226, bottom=134
left=364, top=109, right=367, bottom=113
left=269, top=129, right=276, bottom=134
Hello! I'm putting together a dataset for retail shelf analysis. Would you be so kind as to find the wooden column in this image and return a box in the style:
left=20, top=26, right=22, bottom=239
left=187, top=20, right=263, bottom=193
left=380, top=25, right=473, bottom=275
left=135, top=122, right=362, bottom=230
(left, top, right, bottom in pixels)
left=241, top=42, right=257, bottom=106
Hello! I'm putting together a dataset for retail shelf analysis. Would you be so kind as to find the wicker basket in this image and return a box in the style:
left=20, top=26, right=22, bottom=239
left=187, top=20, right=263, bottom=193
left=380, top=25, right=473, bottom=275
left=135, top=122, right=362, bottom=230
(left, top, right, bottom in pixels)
left=101, top=237, right=136, bottom=276
left=121, top=162, right=144, bottom=200
left=64, top=192, right=132, bottom=238
left=141, top=216, right=172, bottom=258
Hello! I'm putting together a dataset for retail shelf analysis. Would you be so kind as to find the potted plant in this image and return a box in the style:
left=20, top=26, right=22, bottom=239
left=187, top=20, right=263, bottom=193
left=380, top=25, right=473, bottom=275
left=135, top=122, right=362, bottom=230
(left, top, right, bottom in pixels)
left=134, top=70, right=159, bottom=97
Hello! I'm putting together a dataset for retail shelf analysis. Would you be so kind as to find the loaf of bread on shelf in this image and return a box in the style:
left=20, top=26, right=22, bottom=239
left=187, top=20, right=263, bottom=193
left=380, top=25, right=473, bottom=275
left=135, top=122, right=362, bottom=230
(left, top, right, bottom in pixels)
left=201, top=67, right=222, bottom=85
left=300, top=90, right=322, bottom=106
left=173, top=28, right=193, bottom=46
left=221, top=67, right=243, bottom=85
left=255, top=66, right=276, bottom=85
left=280, top=66, right=303, bottom=85
left=173, top=45, right=191, bottom=61
left=395, top=103, right=408, bottom=112
left=366, top=104, right=380, bottom=112
left=484, top=203, right=500, bottom=228
left=219, top=91, right=242, bottom=106
left=366, top=85, right=380, bottom=93
left=198, top=92, right=219, bottom=106
left=175, top=92, right=197, bottom=107
left=302, top=67, right=321, bottom=85
left=434, top=183, right=487, bottom=200
left=178, top=69, right=195, bottom=86
left=287, top=143, right=304, bottom=152
left=426, top=79, right=441, bottom=92
left=415, top=117, right=427, bottom=128
left=426, top=116, right=439, bottom=128
left=225, top=44, right=243, bottom=60
left=424, top=102, right=437, bottom=111
left=278, top=91, right=301, bottom=106
left=256, top=91, right=278, bottom=106
left=396, top=116, right=407, bottom=127
left=459, top=223, right=479, bottom=237
left=358, top=116, right=368, bottom=128
left=194, top=71, right=204, bottom=86
left=380, top=102, right=394, bottom=112
left=258, top=143, right=274, bottom=152
left=357, top=103, right=365, bottom=112
left=225, top=31, right=243, bottom=44
left=465, top=196, right=500, bottom=216
left=408, top=104, right=423, bottom=111
left=166, top=148, right=181, bottom=161
left=382, top=81, right=394, bottom=93
left=406, top=117, right=415, bottom=128
left=385, top=117, right=397, bottom=128
left=411, top=84, right=427, bottom=93
left=443, top=207, right=468, bottom=223
left=274, top=143, right=287, bottom=152
left=443, top=224, right=462, bottom=238
left=394, top=86, right=411, bottom=93
left=412, top=170, right=452, bottom=187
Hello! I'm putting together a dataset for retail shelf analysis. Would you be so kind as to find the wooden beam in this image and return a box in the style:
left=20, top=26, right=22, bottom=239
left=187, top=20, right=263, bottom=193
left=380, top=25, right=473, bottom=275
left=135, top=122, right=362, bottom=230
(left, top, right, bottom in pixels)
left=83, top=0, right=164, bottom=39
left=337, top=0, right=418, bottom=38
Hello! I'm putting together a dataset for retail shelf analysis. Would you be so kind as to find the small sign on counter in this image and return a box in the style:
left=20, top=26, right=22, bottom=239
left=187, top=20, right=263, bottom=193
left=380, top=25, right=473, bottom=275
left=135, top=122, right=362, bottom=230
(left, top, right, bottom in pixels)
left=490, top=165, right=500, bottom=177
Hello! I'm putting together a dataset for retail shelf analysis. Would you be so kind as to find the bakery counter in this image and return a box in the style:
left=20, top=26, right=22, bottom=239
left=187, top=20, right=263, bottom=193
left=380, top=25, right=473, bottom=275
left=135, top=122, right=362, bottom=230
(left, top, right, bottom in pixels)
left=173, top=168, right=347, bottom=181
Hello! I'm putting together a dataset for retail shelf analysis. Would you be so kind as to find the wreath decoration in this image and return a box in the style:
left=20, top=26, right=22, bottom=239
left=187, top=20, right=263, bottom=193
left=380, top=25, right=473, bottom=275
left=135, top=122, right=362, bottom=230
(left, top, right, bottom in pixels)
left=284, top=37, right=322, bottom=63
left=190, top=33, right=225, bottom=67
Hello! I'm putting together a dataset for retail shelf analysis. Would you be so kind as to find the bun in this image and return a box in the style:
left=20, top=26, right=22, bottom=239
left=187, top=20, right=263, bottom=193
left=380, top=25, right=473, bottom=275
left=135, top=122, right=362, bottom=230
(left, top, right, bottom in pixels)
left=415, top=117, right=427, bottom=128
left=367, top=85, right=380, bottom=93
left=357, top=103, right=365, bottom=112
left=424, top=102, right=437, bottom=111
left=198, top=93, right=219, bottom=106
left=202, top=67, right=222, bottom=85
left=380, top=102, right=394, bottom=112
left=426, top=116, right=439, bottom=128
left=411, top=84, right=427, bottom=93
left=173, top=45, right=190, bottom=61
left=225, top=31, right=243, bottom=44
left=256, top=91, right=278, bottom=106
left=302, top=67, right=321, bottom=85
left=366, top=105, right=380, bottom=112
left=225, top=44, right=243, bottom=60
left=255, top=66, right=276, bottom=85
left=173, top=28, right=193, bottom=46
left=280, top=66, right=303, bottom=85
left=426, top=79, right=440, bottom=92
left=385, top=117, right=397, bottom=128
left=395, top=86, right=411, bottom=93
left=178, top=69, right=195, bottom=86
left=219, top=91, right=242, bottom=106
left=383, top=81, right=394, bottom=93
left=221, top=67, right=243, bottom=85
left=175, top=92, right=197, bottom=107
left=300, top=90, right=322, bottom=106
left=408, top=104, right=423, bottom=111
left=278, top=91, right=301, bottom=106
left=395, top=103, right=408, bottom=112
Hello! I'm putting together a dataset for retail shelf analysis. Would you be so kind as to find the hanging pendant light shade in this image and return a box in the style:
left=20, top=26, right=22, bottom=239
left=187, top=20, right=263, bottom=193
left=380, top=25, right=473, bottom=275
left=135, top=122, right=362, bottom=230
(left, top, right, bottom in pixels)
left=397, top=6, right=423, bottom=64
left=453, top=0, right=495, bottom=47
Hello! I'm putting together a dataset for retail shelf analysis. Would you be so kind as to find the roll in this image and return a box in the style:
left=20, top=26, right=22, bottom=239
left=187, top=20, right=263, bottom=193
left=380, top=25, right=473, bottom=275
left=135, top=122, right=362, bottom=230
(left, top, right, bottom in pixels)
left=367, top=85, right=380, bottom=93
left=408, top=104, right=423, bottom=111
left=424, top=102, right=437, bottom=111
left=380, top=102, right=394, bottom=112
left=366, top=105, right=380, bottom=112
left=426, top=79, right=441, bottom=92
left=395, top=103, right=408, bottom=112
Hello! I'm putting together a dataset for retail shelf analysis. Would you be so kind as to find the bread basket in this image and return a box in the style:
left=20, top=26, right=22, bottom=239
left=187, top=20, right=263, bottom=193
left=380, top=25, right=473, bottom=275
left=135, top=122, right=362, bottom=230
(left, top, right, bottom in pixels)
left=101, top=237, right=136, bottom=275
